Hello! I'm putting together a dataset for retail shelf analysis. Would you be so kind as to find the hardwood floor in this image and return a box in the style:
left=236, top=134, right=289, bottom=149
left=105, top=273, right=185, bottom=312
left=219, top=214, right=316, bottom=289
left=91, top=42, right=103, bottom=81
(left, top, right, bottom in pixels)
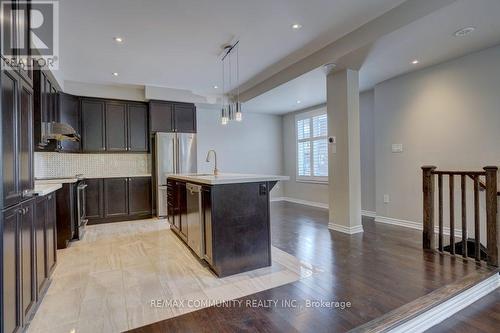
left=129, top=202, right=495, bottom=333
left=426, top=289, right=500, bottom=333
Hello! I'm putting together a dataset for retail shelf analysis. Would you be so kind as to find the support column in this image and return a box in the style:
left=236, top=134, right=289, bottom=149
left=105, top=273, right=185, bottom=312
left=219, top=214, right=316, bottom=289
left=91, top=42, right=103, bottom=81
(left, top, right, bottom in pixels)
left=327, top=69, right=363, bottom=234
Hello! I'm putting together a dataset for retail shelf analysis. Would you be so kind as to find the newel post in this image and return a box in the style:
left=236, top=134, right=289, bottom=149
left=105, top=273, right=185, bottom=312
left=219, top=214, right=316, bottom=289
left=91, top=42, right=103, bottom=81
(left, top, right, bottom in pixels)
left=484, top=166, right=498, bottom=266
left=422, top=166, right=437, bottom=250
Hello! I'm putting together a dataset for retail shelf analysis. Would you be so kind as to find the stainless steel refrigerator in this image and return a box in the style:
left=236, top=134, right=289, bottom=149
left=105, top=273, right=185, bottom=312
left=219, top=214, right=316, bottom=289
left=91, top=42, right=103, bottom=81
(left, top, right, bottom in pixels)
left=154, top=132, right=197, bottom=217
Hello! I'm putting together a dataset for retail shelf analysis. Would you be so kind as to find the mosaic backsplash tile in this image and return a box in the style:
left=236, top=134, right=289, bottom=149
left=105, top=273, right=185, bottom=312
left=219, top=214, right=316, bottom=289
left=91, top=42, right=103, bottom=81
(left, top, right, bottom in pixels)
left=35, top=152, right=151, bottom=179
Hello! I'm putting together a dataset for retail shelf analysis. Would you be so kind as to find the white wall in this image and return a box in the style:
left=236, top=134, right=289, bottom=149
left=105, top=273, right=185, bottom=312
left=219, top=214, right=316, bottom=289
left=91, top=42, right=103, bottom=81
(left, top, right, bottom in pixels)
left=360, top=90, right=376, bottom=213
left=196, top=108, right=284, bottom=197
left=374, top=44, right=500, bottom=232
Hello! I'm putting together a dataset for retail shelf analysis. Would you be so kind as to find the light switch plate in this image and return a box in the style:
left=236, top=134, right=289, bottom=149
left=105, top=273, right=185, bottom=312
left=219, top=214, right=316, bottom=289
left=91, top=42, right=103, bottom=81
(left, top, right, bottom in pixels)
left=391, top=144, right=403, bottom=153
left=384, top=194, right=390, bottom=204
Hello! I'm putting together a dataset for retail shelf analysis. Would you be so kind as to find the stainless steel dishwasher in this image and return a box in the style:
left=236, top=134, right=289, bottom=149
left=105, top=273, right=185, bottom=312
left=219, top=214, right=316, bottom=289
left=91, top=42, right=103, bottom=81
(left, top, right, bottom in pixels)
left=186, top=183, right=204, bottom=258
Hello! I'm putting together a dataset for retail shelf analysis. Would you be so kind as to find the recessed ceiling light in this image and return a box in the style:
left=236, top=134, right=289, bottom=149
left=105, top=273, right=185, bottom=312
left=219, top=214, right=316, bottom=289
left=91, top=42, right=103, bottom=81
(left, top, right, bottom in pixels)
left=412, top=60, right=419, bottom=65
left=292, top=24, right=302, bottom=30
left=112, top=72, right=119, bottom=76
left=213, top=85, right=219, bottom=89
left=296, top=100, right=302, bottom=104
left=454, top=27, right=475, bottom=37
left=113, top=37, right=124, bottom=43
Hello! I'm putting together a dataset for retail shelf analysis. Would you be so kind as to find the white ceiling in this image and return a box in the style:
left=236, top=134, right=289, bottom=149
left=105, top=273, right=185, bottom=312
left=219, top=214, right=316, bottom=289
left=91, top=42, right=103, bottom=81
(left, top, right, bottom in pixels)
left=58, top=0, right=405, bottom=98
left=244, top=0, right=500, bottom=115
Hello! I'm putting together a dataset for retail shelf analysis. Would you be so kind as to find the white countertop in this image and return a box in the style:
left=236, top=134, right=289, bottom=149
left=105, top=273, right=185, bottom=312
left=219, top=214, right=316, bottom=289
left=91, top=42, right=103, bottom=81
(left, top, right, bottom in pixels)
left=167, top=173, right=289, bottom=185
left=33, top=183, right=62, bottom=196
left=35, top=174, right=152, bottom=184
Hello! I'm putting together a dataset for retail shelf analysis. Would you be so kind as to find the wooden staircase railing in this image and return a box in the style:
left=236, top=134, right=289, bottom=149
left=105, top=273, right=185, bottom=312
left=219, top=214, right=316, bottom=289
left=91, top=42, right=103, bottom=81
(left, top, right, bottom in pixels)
left=422, top=166, right=499, bottom=267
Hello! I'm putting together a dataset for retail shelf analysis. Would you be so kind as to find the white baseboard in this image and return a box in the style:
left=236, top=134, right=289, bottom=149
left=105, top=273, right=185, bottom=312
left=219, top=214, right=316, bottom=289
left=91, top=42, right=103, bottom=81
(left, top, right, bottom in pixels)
left=271, top=197, right=329, bottom=210
left=375, top=216, right=465, bottom=239
left=361, top=210, right=376, bottom=218
left=328, top=223, right=364, bottom=235
left=391, top=273, right=500, bottom=333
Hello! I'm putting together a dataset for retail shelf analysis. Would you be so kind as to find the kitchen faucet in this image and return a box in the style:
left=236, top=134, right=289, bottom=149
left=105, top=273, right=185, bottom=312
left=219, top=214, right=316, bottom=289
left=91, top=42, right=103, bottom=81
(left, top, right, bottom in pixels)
left=206, top=150, right=219, bottom=176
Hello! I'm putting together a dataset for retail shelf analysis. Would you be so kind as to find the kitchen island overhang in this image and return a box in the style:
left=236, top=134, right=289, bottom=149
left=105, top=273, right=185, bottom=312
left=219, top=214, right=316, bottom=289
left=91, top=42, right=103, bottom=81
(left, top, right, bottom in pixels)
left=166, top=174, right=288, bottom=277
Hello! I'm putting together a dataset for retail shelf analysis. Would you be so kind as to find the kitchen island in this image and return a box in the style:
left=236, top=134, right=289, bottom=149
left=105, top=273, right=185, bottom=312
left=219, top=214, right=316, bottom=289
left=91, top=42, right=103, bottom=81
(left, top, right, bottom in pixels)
left=167, top=174, right=288, bottom=277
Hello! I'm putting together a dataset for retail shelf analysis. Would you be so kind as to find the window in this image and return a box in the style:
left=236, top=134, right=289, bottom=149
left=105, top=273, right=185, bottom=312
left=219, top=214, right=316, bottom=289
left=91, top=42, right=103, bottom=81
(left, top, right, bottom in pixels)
left=296, top=109, right=328, bottom=183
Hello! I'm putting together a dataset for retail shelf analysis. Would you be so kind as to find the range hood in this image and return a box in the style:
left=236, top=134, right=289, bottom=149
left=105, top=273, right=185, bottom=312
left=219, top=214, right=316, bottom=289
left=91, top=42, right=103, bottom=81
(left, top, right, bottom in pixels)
left=44, top=122, right=81, bottom=142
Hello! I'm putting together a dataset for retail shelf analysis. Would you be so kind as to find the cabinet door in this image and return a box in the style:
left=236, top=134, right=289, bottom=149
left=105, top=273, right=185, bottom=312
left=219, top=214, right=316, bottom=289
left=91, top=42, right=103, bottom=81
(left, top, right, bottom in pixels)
left=2, top=205, right=21, bottom=333
left=149, top=101, right=173, bottom=133
left=58, top=93, right=80, bottom=152
left=85, top=179, right=104, bottom=219
left=81, top=99, right=105, bottom=152
left=173, top=103, right=196, bottom=133
left=176, top=182, right=188, bottom=239
left=34, top=196, right=47, bottom=297
left=128, top=177, right=152, bottom=215
left=20, top=199, right=35, bottom=322
left=16, top=0, right=33, bottom=85
left=104, top=178, right=129, bottom=218
left=128, top=103, right=148, bottom=152
left=105, top=102, right=128, bottom=151
left=46, top=193, right=57, bottom=275
left=19, top=80, right=34, bottom=198
left=1, top=69, right=21, bottom=207
left=1, top=0, right=15, bottom=59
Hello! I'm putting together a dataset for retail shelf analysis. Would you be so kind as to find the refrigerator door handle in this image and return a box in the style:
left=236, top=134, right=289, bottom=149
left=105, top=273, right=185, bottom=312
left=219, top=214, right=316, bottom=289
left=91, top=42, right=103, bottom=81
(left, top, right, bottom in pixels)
left=177, top=137, right=181, bottom=173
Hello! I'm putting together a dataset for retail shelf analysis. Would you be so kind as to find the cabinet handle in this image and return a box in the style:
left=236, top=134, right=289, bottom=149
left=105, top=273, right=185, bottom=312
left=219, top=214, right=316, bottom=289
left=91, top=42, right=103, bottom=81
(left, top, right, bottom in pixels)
left=17, top=208, right=24, bottom=215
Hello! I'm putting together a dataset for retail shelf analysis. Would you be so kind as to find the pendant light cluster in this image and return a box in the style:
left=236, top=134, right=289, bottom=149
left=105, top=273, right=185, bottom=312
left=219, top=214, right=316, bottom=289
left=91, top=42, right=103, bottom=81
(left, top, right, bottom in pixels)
left=220, top=41, right=242, bottom=125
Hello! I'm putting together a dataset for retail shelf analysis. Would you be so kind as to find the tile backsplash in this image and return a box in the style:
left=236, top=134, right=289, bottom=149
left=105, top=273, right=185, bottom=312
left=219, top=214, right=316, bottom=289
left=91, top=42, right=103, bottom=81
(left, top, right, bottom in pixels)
left=35, top=152, right=151, bottom=178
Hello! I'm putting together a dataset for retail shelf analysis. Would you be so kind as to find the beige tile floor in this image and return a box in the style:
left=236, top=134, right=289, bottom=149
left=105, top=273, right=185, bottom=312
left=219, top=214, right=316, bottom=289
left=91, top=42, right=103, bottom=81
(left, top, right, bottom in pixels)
left=27, top=219, right=323, bottom=333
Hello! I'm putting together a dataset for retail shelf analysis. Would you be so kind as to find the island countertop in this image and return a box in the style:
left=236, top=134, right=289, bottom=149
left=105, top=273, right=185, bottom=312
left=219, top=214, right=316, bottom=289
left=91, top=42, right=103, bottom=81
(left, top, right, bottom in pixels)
left=167, top=173, right=289, bottom=185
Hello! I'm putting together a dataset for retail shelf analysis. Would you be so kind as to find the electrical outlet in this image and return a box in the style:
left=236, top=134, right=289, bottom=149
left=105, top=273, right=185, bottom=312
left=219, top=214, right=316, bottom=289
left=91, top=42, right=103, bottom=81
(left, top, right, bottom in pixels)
left=383, top=194, right=390, bottom=204
left=391, top=144, right=403, bottom=153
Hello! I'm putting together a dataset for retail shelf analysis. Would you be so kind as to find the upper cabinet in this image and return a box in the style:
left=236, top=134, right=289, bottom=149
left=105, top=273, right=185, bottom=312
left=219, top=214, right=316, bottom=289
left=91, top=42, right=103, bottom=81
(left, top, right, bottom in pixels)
left=149, top=100, right=196, bottom=133
left=81, top=97, right=149, bottom=153
left=33, top=69, right=61, bottom=151
left=58, top=93, right=81, bottom=152
left=127, top=103, right=149, bottom=152
left=81, top=99, right=106, bottom=152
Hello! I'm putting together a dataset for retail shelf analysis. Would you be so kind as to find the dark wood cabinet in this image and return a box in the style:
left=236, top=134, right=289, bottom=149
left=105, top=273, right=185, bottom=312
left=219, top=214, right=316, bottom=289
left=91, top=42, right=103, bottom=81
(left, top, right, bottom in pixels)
left=129, top=177, right=152, bottom=215
left=45, top=193, right=57, bottom=275
left=86, top=177, right=152, bottom=224
left=19, top=80, right=34, bottom=198
left=2, top=205, right=21, bottom=333
left=81, top=99, right=106, bottom=152
left=20, top=199, right=35, bottom=322
left=33, top=69, right=60, bottom=151
left=174, top=103, right=197, bottom=133
left=55, top=183, right=76, bottom=249
left=80, top=98, right=149, bottom=153
left=105, top=102, right=128, bottom=151
left=149, top=100, right=196, bottom=133
left=104, top=178, right=129, bottom=218
left=167, top=180, right=188, bottom=240
left=34, top=196, right=47, bottom=296
left=58, top=93, right=80, bottom=152
left=149, top=101, right=174, bottom=133
left=128, top=103, right=149, bottom=152
left=1, top=69, right=21, bottom=207
left=85, top=178, right=104, bottom=219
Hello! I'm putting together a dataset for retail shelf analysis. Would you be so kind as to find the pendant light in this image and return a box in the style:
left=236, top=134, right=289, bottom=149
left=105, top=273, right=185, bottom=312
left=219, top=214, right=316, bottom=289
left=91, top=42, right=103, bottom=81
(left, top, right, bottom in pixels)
left=220, top=41, right=242, bottom=125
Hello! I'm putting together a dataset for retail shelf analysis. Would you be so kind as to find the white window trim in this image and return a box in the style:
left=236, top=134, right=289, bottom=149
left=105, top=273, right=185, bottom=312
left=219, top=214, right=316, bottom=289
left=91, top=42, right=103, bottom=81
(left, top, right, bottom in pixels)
left=295, top=107, right=328, bottom=184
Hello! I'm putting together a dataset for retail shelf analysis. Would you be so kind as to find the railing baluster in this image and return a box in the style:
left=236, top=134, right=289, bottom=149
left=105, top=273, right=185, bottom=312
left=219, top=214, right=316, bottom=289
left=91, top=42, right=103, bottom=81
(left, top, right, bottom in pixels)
left=461, top=175, right=467, bottom=258
left=449, top=175, right=455, bottom=255
left=462, top=175, right=468, bottom=258
left=438, top=174, right=443, bottom=252
left=474, top=176, right=480, bottom=261
left=484, top=166, right=498, bottom=267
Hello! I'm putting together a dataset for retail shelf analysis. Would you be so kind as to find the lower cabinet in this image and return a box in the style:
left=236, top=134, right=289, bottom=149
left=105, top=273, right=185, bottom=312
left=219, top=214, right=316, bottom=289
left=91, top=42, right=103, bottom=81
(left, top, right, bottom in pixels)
left=2, top=194, right=56, bottom=333
left=86, top=177, right=152, bottom=224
